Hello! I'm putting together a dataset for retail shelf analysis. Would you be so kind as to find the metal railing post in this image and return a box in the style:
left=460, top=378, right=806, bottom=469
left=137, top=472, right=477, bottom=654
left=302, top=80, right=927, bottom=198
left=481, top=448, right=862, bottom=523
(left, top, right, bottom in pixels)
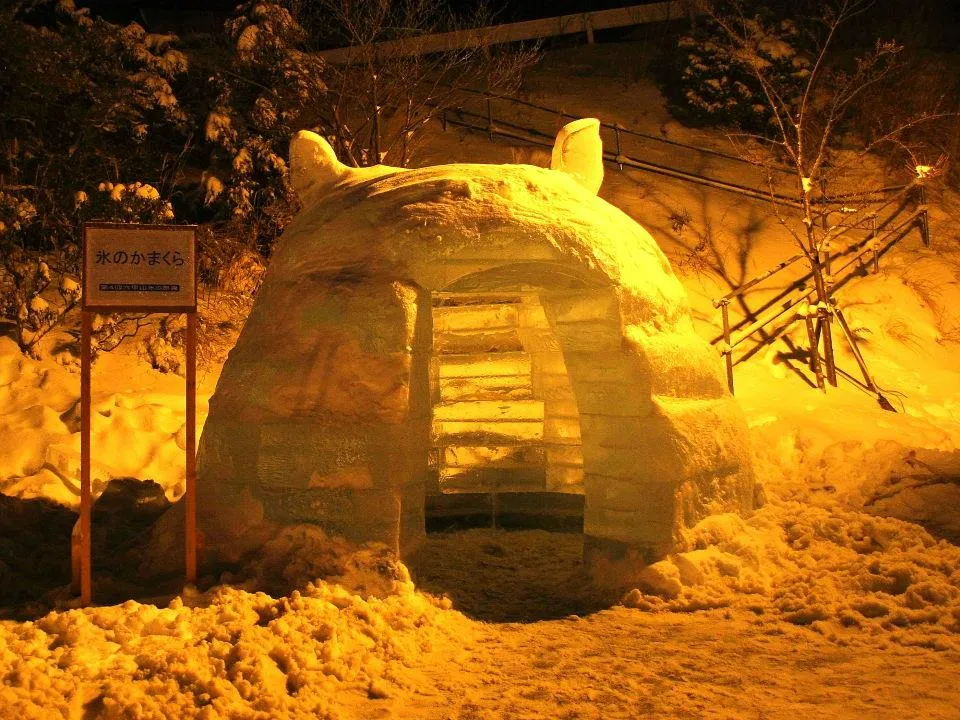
left=487, top=97, right=494, bottom=141
left=614, top=124, right=623, bottom=170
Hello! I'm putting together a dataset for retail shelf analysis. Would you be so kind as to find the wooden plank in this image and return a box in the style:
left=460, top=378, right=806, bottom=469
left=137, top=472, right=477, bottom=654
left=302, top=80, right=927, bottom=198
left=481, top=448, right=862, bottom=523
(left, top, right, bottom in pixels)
left=433, top=329, right=523, bottom=354
left=432, top=303, right=518, bottom=332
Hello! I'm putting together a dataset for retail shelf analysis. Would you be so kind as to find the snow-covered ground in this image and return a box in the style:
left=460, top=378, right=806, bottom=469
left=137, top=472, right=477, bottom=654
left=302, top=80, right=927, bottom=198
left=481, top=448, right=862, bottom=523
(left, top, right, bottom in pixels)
left=2, top=43, right=960, bottom=718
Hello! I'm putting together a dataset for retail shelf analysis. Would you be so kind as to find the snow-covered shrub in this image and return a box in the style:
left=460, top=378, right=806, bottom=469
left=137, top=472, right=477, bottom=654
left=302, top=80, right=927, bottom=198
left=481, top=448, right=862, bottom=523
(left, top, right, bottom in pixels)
left=201, top=1, right=326, bottom=254
left=0, top=193, right=80, bottom=358
left=0, top=2, right=191, bottom=244
left=659, top=1, right=811, bottom=133
left=144, top=314, right=186, bottom=374
left=77, top=181, right=175, bottom=226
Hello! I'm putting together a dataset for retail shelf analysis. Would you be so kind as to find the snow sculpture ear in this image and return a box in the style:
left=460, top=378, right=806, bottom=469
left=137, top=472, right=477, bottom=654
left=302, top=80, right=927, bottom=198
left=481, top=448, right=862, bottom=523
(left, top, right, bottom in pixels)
left=290, top=130, right=350, bottom=201
left=550, top=118, right=604, bottom=195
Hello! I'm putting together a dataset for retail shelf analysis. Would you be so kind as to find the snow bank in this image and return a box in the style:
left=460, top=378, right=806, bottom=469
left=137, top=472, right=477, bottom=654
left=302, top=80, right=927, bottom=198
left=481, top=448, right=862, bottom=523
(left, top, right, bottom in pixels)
left=624, top=500, right=960, bottom=651
left=0, top=337, right=214, bottom=509
left=0, top=526, right=464, bottom=719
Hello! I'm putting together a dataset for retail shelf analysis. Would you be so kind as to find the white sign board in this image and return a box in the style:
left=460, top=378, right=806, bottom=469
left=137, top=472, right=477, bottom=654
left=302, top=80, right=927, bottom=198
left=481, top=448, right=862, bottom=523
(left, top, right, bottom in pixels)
left=83, top=223, right=197, bottom=311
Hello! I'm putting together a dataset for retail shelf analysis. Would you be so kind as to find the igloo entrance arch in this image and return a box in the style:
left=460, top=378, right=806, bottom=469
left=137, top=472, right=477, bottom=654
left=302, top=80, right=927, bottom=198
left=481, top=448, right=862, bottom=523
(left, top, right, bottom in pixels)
left=429, top=263, right=607, bottom=498
left=194, top=124, right=754, bottom=589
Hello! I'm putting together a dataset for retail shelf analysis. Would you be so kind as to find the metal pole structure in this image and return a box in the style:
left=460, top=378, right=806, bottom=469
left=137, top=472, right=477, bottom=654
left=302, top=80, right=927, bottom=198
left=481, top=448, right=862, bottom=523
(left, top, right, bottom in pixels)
left=614, top=124, right=623, bottom=170
left=487, top=97, right=494, bottom=141
left=185, top=312, right=197, bottom=585
left=371, top=73, right=381, bottom=163
left=720, top=300, right=734, bottom=394
left=870, top=216, right=879, bottom=273
left=80, top=311, right=92, bottom=606
left=917, top=181, right=930, bottom=247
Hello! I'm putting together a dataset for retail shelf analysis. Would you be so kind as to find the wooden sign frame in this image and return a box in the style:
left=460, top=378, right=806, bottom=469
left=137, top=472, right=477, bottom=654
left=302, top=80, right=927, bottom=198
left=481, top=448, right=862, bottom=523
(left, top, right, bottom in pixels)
left=77, top=223, right=199, bottom=606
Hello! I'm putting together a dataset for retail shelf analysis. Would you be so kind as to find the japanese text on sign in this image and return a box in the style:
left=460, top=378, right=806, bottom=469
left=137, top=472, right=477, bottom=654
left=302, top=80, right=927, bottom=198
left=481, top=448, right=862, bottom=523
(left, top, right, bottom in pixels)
left=94, top=249, right=187, bottom=267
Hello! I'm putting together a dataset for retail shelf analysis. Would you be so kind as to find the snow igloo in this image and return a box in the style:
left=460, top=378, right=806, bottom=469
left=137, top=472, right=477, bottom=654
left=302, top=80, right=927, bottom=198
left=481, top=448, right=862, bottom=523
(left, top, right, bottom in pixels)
left=196, top=120, right=754, bottom=588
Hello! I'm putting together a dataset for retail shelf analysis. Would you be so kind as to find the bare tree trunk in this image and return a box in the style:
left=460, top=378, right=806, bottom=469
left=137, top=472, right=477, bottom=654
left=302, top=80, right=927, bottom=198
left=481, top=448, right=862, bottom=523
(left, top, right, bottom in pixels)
left=807, top=232, right=838, bottom=387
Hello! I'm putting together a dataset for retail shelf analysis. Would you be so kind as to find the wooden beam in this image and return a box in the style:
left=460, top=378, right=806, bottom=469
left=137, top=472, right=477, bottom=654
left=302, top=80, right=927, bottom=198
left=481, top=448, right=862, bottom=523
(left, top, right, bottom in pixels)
left=318, top=2, right=690, bottom=63
left=80, top=311, right=92, bottom=606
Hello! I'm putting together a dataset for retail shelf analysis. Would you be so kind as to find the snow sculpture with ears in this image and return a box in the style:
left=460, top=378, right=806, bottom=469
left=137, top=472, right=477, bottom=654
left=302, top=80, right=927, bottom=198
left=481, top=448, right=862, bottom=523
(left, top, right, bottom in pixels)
left=192, top=118, right=755, bottom=591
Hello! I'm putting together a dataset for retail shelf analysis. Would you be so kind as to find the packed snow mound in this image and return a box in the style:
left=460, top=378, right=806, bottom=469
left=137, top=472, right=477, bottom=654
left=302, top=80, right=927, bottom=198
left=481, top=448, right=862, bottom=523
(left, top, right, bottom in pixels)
left=231, top=524, right=416, bottom=599
left=623, top=499, right=960, bottom=651
left=0, top=527, right=465, bottom=719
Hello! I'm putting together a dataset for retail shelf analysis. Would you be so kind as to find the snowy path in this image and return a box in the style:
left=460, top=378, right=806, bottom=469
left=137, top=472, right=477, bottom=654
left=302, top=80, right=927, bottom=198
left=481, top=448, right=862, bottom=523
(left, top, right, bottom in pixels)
left=359, top=608, right=960, bottom=720
left=340, top=525, right=960, bottom=720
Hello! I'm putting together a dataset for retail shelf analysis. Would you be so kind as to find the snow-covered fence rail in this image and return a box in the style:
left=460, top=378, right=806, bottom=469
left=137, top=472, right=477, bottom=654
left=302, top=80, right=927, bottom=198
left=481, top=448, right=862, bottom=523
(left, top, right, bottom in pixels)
left=316, top=2, right=692, bottom=64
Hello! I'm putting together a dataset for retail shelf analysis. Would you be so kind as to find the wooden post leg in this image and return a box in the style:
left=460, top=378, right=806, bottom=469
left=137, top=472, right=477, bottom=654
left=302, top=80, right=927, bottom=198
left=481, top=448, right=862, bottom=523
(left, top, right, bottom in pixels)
left=80, top=311, right=92, bottom=606
left=821, top=309, right=838, bottom=387
left=834, top=307, right=896, bottom=412
left=820, top=250, right=838, bottom=388
left=804, top=298, right=825, bottom=392
left=185, top=312, right=197, bottom=585
left=918, top=183, right=930, bottom=247
left=720, top=301, right=734, bottom=395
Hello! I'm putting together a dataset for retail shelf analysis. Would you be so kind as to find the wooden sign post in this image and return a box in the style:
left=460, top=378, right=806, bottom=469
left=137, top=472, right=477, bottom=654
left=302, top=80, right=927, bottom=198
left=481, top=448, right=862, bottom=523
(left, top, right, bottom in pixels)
left=79, top=223, right=198, bottom=605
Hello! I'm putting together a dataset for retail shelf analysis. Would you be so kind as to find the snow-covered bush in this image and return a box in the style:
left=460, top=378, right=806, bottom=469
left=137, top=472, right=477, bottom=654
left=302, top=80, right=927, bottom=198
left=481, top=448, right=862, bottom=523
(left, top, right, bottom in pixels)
left=0, top=1, right=192, bottom=257
left=201, top=1, right=326, bottom=254
left=660, top=0, right=811, bottom=133
left=0, top=193, right=80, bottom=358
left=0, top=2, right=193, bottom=357
left=77, top=181, right=175, bottom=226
